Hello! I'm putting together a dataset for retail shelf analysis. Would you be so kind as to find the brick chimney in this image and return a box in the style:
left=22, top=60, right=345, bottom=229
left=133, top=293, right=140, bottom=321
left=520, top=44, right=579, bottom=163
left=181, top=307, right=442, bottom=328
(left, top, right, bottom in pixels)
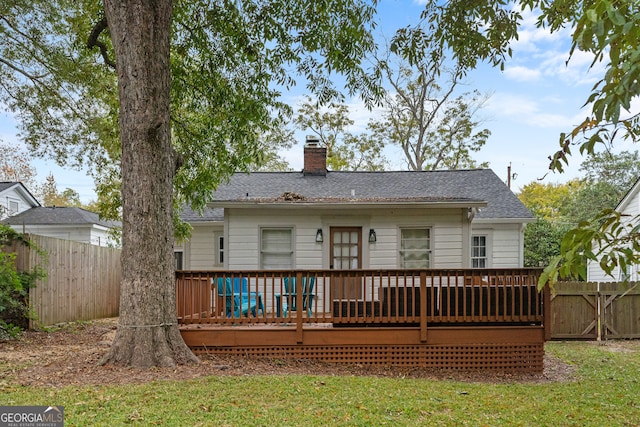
left=303, top=136, right=327, bottom=176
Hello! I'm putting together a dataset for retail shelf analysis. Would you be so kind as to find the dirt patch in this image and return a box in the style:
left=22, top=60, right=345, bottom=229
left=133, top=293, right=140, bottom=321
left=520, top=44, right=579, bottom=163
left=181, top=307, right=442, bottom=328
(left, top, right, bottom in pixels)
left=1, top=318, right=576, bottom=388
left=592, top=340, right=640, bottom=354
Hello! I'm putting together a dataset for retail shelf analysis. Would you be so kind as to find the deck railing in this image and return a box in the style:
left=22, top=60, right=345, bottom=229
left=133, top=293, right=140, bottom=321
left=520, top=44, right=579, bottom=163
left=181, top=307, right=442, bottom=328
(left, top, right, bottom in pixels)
left=175, top=268, right=547, bottom=331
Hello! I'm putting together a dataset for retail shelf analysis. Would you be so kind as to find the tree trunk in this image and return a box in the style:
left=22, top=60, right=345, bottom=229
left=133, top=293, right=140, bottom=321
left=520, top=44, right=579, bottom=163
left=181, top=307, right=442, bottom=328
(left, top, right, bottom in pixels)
left=101, top=0, right=198, bottom=367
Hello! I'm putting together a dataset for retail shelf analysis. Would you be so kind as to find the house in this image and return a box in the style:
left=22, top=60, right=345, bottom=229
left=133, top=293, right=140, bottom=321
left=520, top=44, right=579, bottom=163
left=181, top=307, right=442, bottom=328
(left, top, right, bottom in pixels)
left=179, top=140, right=534, bottom=271
left=587, top=177, right=640, bottom=282
left=3, top=206, right=121, bottom=247
left=175, top=204, right=224, bottom=270
left=0, top=181, right=40, bottom=219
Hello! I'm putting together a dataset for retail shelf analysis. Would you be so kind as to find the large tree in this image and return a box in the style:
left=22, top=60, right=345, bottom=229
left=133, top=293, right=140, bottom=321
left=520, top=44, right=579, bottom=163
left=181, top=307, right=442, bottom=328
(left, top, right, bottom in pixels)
left=100, top=0, right=379, bottom=367
left=100, top=0, right=197, bottom=367
left=371, top=54, right=491, bottom=171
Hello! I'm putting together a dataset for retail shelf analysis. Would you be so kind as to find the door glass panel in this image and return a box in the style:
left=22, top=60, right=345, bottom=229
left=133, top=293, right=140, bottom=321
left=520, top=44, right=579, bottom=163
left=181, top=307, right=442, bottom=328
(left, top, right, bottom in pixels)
left=330, top=227, right=363, bottom=299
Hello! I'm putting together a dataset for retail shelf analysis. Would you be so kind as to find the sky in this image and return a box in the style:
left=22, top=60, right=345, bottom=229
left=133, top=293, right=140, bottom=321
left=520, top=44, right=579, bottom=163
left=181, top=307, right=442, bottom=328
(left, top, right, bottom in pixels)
left=1, top=1, right=638, bottom=204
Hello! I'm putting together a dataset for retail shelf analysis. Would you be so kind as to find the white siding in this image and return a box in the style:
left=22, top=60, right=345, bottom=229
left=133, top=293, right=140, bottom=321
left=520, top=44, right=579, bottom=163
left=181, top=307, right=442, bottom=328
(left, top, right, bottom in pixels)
left=185, top=207, right=528, bottom=271
left=587, top=185, right=640, bottom=282
left=225, top=207, right=472, bottom=270
left=184, top=224, right=224, bottom=270
left=491, top=224, right=524, bottom=268
left=0, top=187, right=36, bottom=218
left=7, top=224, right=115, bottom=246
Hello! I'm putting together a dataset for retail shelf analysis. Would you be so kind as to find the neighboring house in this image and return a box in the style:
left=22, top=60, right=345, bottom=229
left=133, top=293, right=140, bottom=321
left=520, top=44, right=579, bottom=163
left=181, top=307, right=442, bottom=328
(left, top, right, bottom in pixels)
left=587, top=177, right=640, bottom=282
left=0, top=181, right=40, bottom=219
left=179, top=141, right=534, bottom=271
left=3, top=206, right=121, bottom=247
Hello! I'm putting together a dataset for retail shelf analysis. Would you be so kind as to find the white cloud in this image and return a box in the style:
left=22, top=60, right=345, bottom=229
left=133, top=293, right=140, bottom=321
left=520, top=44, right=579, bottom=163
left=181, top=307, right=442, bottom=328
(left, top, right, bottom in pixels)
left=486, top=92, right=585, bottom=129
left=503, top=65, right=541, bottom=82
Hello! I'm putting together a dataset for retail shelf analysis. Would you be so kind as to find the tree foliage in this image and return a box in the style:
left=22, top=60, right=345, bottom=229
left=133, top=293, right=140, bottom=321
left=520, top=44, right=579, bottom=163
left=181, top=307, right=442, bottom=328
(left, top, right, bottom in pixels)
left=0, top=142, right=38, bottom=189
left=518, top=180, right=580, bottom=221
left=523, top=218, right=572, bottom=268
left=371, top=49, right=491, bottom=171
left=293, top=96, right=388, bottom=171
left=539, top=151, right=640, bottom=287
left=38, top=174, right=82, bottom=207
left=1, top=0, right=382, bottom=220
left=519, top=151, right=640, bottom=278
left=540, top=209, right=640, bottom=286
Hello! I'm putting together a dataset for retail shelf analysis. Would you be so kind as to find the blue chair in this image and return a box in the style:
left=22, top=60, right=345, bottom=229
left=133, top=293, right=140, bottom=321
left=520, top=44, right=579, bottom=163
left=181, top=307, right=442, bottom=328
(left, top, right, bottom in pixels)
left=276, top=276, right=316, bottom=318
left=216, top=277, right=264, bottom=318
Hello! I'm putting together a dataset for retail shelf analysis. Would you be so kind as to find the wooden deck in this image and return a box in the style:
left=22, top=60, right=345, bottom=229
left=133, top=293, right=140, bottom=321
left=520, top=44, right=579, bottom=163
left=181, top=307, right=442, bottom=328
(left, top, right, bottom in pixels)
left=176, top=269, right=549, bottom=372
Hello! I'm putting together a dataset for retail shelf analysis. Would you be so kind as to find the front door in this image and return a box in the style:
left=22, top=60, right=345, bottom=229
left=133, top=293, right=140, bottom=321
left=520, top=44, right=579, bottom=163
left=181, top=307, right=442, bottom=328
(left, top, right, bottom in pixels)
left=330, top=227, right=362, bottom=299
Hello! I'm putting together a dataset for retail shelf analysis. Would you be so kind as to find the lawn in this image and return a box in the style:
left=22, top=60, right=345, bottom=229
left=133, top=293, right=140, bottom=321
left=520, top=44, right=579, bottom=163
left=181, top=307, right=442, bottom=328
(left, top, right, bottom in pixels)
left=1, top=341, right=639, bottom=426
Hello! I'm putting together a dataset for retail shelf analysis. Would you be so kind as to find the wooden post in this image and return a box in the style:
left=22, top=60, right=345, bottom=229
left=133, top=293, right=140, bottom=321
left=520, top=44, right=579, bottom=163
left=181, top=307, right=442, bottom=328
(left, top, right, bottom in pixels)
left=543, top=284, right=551, bottom=341
left=296, top=271, right=303, bottom=343
left=420, top=271, right=427, bottom=342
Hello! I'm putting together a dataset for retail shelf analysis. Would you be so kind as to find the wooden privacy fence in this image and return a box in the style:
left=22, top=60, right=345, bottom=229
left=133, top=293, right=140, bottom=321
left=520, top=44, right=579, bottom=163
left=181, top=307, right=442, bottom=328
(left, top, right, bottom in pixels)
left=550, top=281, right=640, bottom=340
left=4, top=234, right=121, bottom=327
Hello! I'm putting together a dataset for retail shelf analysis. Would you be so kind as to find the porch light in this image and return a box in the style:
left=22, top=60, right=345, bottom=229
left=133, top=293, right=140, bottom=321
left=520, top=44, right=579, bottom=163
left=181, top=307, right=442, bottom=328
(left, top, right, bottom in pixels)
left=315, top=228, right=324, bottom=243
left=368, top=229, right=377, bottom=243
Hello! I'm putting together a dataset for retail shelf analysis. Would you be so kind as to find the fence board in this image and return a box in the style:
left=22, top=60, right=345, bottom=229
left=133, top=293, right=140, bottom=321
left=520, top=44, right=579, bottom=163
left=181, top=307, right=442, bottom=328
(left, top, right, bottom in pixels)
left=600, top=282, right=640, bottom=339
left=550, top=281, right=640, bottom=340
left=549, top=282, right=598, bottom=340
left=2, top=234, right=121, bottom=327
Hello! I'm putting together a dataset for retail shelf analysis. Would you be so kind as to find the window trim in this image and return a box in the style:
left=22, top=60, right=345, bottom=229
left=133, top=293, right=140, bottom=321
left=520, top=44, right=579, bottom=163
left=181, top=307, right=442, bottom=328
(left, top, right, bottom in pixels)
left=471, top=234, right=488, bottom=268
left=214, top=231, right=224, bottom=266
left=259, top=227, right=294, bottom=269
left=8, top=200, right=19, bottom=214
left=399, top=227, right=432, bottom=269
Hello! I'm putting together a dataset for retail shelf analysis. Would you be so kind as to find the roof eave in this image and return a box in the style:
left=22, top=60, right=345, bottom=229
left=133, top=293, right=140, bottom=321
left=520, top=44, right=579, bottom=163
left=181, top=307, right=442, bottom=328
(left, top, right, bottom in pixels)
left=473, top=217, right=536, bottom=224
left=207, top=200, right=488, bottom=210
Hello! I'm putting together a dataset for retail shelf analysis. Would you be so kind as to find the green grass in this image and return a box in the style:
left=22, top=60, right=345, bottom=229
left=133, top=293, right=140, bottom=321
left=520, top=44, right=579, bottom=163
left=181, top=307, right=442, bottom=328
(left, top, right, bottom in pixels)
left=1, top=342, right=639, bottom=426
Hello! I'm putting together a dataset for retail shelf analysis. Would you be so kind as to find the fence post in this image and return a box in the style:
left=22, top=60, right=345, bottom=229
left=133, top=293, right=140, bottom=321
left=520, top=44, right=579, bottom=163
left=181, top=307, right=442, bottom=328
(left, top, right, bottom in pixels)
left=543, top=284, right=551, bottom=341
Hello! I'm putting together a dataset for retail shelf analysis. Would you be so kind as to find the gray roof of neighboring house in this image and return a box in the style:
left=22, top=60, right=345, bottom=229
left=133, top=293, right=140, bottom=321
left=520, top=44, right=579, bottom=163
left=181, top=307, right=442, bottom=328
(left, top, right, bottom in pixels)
left=208, top=169, right=533, bottom=220
left=2, top=207, right=121, bottom=228
left=0, top=182, right=15, bottom=192
left=179, top=204, right=224, bottom=222
left=0, top=181, right=41, bottom=207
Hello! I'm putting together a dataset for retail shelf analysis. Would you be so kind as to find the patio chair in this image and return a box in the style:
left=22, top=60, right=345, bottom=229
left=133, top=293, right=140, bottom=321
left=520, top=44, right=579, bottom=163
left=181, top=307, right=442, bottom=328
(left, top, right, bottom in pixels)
left=276, top=276, right=316, bottom=318
left=216, top=277, right=264, bottom=318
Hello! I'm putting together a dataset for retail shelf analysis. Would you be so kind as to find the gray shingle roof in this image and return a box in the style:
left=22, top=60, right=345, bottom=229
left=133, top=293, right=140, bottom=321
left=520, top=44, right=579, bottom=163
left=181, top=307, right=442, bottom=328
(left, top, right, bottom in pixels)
left=0, top=181, right=41, bottom=207
left=209, top=169, right=533, bottom=220
left=0, top=182, right=16, bottom=192
left=179, top=205, right=224, bottom=222
left=2, top=207, right=121, bottom=228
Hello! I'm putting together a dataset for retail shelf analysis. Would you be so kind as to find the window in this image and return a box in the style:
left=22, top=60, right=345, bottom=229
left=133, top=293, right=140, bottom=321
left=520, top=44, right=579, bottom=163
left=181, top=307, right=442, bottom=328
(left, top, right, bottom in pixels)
left=9, top=201, right=19, bottom=215
left=214, top=232, right=224, bottom=265
left=174, top=251, right=183, bottom=270
left=471, top=235, right=487, bottom=268
left=400, top=228, right=431, bottom=268
left=260, top=228, right=293, bottom=269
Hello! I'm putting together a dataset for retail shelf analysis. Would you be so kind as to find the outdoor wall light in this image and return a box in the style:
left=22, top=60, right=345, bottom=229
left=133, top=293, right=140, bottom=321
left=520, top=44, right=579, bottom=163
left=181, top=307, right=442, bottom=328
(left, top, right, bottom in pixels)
left=368, top=229, right=377, bottom=243
left=315, top=228, right=324, bottom=243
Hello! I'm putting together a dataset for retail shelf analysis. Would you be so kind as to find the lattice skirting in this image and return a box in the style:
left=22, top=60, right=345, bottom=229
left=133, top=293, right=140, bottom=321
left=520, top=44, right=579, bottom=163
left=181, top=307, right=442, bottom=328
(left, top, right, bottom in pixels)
left=192, top=343, right=544, bottom=372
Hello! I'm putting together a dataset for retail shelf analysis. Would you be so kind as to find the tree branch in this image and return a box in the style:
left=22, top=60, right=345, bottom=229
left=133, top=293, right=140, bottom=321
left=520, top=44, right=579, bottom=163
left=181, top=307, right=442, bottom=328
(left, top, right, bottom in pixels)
left=87, top=16, right=116, bottom=69
left=0, top=57, right=47, bottom=80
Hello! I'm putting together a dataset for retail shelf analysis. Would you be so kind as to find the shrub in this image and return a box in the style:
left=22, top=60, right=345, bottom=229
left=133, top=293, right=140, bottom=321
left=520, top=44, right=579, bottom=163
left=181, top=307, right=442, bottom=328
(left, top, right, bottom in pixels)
left=0, top=225, right=46, bottom=339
